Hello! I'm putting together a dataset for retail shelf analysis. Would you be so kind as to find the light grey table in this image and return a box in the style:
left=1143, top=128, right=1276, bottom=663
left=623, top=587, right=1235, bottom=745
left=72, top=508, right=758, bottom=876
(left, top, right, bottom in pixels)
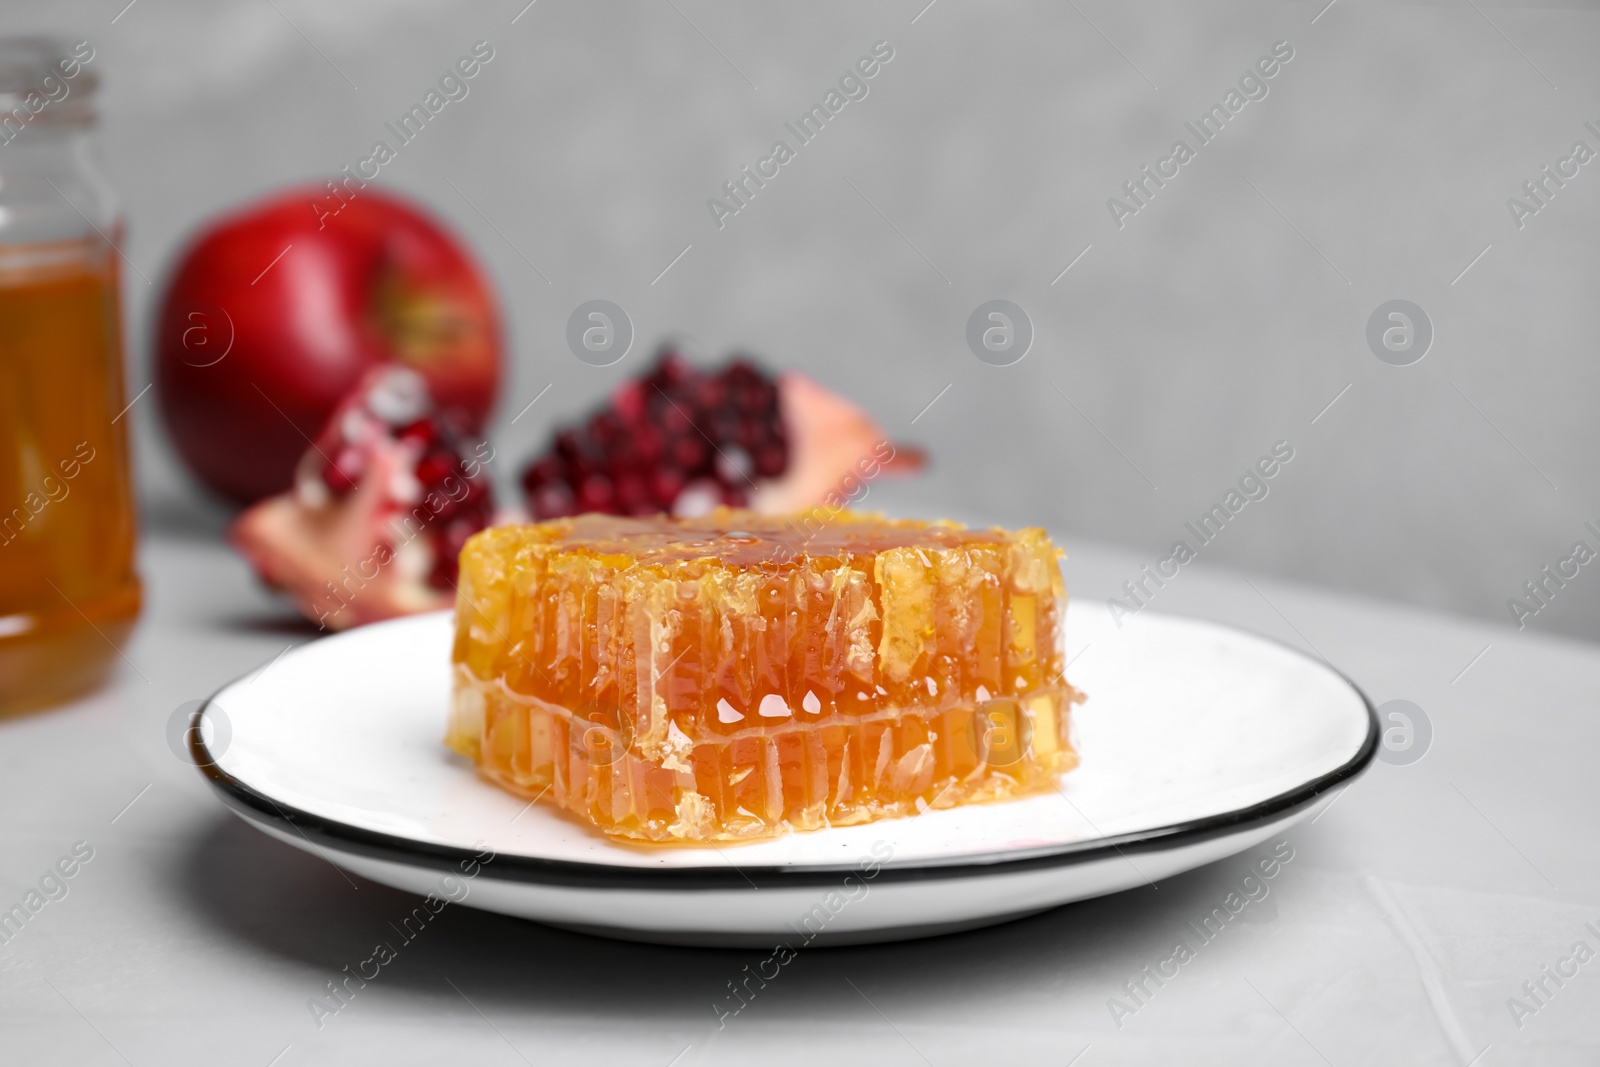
left=2, top=525, right=1596, bottom=1066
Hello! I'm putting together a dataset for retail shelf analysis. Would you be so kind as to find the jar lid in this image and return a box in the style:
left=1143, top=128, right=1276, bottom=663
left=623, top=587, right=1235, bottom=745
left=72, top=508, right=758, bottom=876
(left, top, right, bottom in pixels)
left=0, top=37, right=97, bottom=126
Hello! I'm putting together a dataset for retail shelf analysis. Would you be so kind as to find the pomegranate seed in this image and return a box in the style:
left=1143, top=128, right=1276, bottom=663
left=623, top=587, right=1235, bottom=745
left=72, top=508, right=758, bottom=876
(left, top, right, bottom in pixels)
left=649, top=467, right=685, bottom=506
left=735, top=421, right=763, bottom=450
left=554, top=428, right=591, bottom=463
left=651, top=351, right=693, bottom=390
left=416, top=451, right=457, bottom=487
left=694, top=377, right=727, bottom=412
left=519, top=351, right=790, bottom=519
left=397, top=417, right=439, bottom=449
left=322, top=447, right=364, bottom=495
left=755, top=444, right=786, bottom=478
left=709, top=413, right=741, bottom=446
left=522, top=456, right=565, bottom=489
left=659, top=403, right=692, bottom=434
left=322, top=465, right=357, bottom=496
left=632, top=426, right=663, bottom=463
left=734, top=383, right=769, bottom=414
left=430, top=520, right=478, bottom=588
left=671, top=436, right=707, bottom=470
left=576, top=473, right=615, bottom=512
left=613, top=472, right=650, bottom=513
left=611, top=380, right=647, bottom=424
left=588, top=412, right=623, bottom=447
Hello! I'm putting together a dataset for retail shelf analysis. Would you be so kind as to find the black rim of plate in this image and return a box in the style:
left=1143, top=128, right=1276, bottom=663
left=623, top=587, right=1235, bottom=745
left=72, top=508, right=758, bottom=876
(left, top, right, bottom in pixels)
left=191, top=612, right=1380, bottom=891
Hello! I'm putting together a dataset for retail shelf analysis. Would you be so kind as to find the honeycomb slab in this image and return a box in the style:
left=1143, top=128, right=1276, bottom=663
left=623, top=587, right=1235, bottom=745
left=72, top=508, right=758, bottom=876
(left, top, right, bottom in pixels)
left=447, top=509, right=1083, bottom=842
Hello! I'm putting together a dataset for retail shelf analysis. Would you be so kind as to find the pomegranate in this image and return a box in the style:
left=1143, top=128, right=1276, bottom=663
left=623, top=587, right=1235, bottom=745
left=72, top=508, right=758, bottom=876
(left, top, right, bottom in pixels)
left=229, top=367, right=495, bottom=630
left=522, top=350, right=922, bottom=520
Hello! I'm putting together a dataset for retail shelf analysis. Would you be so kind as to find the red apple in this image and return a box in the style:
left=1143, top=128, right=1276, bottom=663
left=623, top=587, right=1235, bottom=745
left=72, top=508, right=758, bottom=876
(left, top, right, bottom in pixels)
left=155, top=186, right=502, bottom=504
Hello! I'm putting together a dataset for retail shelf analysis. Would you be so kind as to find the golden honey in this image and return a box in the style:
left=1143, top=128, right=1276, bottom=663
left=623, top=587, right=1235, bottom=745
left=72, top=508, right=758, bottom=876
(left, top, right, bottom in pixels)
left=0, top=238, right=140, bottom=715
left=447, top=510, right=1082, bottom=842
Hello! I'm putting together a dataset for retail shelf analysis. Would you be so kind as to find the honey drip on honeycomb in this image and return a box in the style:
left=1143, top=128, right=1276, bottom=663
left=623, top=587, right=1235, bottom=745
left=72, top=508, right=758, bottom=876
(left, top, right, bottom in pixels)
left=447, top=510, right=1083, bottom=842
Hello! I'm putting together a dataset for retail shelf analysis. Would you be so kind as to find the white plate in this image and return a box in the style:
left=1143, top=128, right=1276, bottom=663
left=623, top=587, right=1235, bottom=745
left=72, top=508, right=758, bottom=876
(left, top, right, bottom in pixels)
left=193, top=602, right=1375, bottom=946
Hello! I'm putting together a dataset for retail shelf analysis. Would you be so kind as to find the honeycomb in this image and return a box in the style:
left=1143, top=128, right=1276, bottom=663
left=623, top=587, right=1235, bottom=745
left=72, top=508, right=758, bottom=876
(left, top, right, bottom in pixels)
left=447, top=509, right=1082, bottom=842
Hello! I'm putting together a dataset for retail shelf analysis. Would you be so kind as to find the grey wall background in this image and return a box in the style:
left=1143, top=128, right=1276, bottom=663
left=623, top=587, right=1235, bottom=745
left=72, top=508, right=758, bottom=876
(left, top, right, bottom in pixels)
left=9, top=0, right=1600, bottom=641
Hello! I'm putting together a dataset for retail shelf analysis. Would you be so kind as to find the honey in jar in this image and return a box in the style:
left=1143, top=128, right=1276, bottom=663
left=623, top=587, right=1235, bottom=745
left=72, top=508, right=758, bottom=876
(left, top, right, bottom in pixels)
left=0, top=38, right=140, bottom=714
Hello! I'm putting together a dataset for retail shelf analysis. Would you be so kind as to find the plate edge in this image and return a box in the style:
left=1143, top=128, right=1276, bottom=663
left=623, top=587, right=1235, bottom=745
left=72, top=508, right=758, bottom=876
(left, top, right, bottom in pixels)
left=189, top=615, right=1380, bottom=891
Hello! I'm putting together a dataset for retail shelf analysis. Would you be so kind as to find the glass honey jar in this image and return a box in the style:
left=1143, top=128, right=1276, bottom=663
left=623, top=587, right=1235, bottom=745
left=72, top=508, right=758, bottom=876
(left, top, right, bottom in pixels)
left=0, top=37, right=141, bottom=715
